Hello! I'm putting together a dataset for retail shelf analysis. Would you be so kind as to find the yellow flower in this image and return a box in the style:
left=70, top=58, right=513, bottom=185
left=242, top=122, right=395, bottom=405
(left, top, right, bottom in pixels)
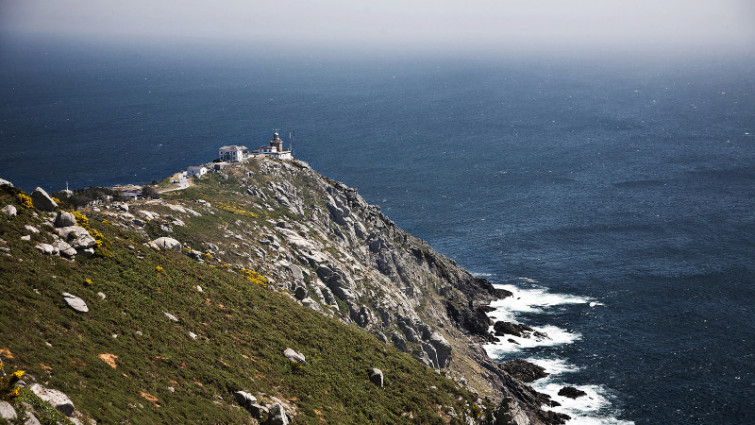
left=155, top=266, right=164, bottom=272
left=72, top=210, right=89, bottom=226
left=9, top=370, right=24, bottom=384
left=85, top=278, right=93, bottom=286
left=16, top=193, right=33, bottom=208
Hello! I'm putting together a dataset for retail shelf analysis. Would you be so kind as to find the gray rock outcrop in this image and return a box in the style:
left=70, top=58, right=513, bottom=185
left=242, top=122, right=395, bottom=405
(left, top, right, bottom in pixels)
left=0, top=401, right=17, bottom=420
left=35, top=243, right=57, bottom=255
left=369, top=368, right=384, bottom=387
left=56, top=226, right=97, bottom=249
left=29, top=383, right=75, bottom=416
left=233, top=391, right=257, bottom=409
left=266, top=403, right=289, bottom=425
left=31, top=187, right=58, bottom=211
left=148, top=237, right=182, bottom=251
left=428, top=332, right=452, bottom=368
left=283, top=348, right=306, bottom=366
left=293, top=285, right=307, bottom=301
left=248, top=403, right=269, bottom=419
left=62, top=292, right=89, bottom=313
left=0, top=178, right=13, bottom=187
left=54, top=240, right=77, bottom=257
left=54, top=211, right=77, bottom=227
left=1, top=205, right=16, bottom=217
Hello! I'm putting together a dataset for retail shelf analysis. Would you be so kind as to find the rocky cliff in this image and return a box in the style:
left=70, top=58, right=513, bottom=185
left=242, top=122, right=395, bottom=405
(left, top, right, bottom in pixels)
left=0, top=158, right=566, bottom=424
left=95, top=157, right=564, bottom=424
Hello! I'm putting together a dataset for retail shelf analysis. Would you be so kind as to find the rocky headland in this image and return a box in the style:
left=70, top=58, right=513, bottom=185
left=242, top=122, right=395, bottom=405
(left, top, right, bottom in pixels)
left=0, top=157, right=570, bottom=424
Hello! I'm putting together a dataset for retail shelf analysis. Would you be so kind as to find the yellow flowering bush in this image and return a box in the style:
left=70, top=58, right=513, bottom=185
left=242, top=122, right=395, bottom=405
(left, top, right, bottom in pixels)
left=238, top=268, right=268, bottom=287
left=215, top=200, right=257, bottom=218
left=16, top=193, right=33, bottom=209
left=72, top=212, right=113, bottom=257
left=0, top=361, right=24, bottom=400
left=72, top=210, right=89, bottom=226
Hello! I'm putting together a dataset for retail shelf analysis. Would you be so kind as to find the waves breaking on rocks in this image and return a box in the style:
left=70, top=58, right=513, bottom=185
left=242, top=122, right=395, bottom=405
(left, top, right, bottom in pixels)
left=478, top=277, right=634, bottom=425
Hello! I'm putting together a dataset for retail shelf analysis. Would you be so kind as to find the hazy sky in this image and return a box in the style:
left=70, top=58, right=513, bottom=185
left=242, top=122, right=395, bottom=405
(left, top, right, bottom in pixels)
left=2, top=0, right=754, bottom=54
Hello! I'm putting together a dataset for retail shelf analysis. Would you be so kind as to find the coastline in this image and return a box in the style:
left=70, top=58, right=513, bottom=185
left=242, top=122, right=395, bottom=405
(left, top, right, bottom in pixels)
left=481, top=280, right=634, bottom=425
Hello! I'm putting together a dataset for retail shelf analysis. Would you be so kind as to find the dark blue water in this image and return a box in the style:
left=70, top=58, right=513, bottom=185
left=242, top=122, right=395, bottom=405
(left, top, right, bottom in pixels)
left=2, top=36, right=754, bottom=424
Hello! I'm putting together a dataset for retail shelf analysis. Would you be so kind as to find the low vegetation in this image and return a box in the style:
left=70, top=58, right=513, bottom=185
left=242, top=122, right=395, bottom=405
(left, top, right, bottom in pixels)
left=0, top=186, right=489, bottom=424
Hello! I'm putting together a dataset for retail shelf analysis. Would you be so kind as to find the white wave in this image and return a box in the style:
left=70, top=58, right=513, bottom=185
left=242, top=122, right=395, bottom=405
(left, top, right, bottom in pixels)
left=482, top=281, right=632, bottom=425
left=491, top=283, right=592, bottom=312
left=564, top=416, right=635, bottom=425
left=516, top=277, right=539, bottom=284
left=526, top=357, right=582, bottom=376
left=484, top=283, right=593, bottom=324
left=532, top=383, right=634, bottom=424
left=483, top=324, right=582, bottom=355
left=471, top=272, right=494, bottom=277
left=483, top=283, right=590, bottom=354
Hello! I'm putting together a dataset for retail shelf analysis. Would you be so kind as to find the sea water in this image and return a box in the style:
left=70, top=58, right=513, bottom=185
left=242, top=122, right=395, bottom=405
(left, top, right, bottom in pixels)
left=1, top=36, right=753, bottom=424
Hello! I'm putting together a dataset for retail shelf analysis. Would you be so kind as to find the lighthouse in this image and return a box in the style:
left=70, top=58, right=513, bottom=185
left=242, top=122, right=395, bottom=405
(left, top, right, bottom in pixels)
left=253, top=131, right=293, bottom=160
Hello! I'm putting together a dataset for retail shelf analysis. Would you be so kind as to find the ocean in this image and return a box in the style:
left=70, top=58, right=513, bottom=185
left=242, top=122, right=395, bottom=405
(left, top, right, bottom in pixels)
left=1, top=36, right=753, bottom=424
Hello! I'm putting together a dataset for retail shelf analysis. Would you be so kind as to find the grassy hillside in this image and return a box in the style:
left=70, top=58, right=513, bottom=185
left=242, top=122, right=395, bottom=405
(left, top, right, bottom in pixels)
left=0, top=186, right=490, bottom=424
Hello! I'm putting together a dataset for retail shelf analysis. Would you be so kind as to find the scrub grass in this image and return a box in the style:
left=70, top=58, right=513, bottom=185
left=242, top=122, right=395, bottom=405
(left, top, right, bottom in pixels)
left=0, top=187, right=487, bottom=424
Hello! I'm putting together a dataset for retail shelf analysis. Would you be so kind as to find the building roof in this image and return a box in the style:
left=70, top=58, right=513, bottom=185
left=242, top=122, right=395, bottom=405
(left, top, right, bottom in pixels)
left=218, top=145, right=248, bottom=151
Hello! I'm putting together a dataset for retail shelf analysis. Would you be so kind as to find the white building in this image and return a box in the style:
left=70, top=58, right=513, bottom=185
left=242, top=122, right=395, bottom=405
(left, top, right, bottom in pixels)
left=253, top=132, right=292, bottom=160
left=218, top=145, right=249, bottom=162
left=187, top=166, right=208, bottom=178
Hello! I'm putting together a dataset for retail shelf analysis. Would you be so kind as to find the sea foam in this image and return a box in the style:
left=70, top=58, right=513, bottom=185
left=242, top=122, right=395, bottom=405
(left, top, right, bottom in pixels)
left=483, top=281, right=634, bottom=424
left=482, top=282, right=591, bottom=354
